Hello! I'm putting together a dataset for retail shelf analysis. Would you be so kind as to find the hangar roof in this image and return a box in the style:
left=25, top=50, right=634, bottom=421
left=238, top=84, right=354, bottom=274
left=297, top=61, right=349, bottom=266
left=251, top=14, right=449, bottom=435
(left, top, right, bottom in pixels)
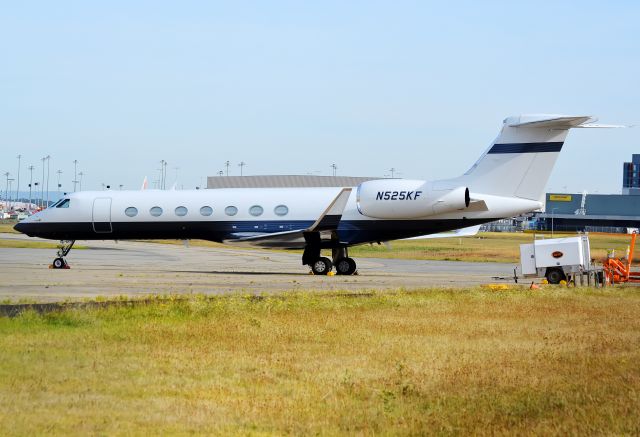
left=207, top=175, right=379, bottom=189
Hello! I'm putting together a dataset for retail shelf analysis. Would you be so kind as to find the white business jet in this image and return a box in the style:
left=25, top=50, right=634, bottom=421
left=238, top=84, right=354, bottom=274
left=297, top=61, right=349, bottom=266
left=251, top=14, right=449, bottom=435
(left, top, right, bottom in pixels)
left=14, top=114, right=618, bottom=274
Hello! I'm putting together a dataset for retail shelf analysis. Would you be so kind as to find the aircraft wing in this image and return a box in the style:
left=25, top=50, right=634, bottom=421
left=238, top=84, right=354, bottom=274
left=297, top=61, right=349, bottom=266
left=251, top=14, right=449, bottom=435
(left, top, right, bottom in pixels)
left=223, top=188, right=352, bottom=249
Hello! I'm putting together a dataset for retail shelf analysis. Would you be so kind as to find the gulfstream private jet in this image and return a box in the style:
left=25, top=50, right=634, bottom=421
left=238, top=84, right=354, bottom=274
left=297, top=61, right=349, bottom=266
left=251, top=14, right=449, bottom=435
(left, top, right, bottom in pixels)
left=15, top=114, right=618, bottom=274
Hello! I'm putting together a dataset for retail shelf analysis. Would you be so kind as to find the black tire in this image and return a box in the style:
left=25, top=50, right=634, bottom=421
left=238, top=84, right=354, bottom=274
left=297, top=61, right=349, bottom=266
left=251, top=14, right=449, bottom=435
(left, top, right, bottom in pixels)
left=335, top=257, right=357, bottom=275
left=52, top=258, right=66, bottom=269
left=546, top=268, right=565, bottom=284
left=311, top=257, right=332, bottom=275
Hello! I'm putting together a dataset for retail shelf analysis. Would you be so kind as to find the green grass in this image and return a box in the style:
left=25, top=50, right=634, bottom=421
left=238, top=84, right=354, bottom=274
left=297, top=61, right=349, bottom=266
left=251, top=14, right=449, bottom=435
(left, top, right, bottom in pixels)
left=0, top=222, right=19, bottom=234
left=1, top=288, right=639, bottom=435
left=0, top=240, right=87, bottom=249
left=348, top=231, right=640, bottom=263
left=147, top=232, right=640, bottom=263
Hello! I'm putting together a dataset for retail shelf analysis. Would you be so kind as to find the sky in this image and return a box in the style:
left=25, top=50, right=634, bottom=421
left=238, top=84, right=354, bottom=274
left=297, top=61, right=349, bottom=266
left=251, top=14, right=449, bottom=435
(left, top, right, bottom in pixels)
left=1, top=0, right=639, bottom=197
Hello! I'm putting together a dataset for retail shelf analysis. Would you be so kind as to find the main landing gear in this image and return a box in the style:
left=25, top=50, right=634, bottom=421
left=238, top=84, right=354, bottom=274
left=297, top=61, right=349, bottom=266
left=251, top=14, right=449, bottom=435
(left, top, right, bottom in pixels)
left=302, top=245, right=358, bottom=275
left=51, top=240, right=75, bottom=269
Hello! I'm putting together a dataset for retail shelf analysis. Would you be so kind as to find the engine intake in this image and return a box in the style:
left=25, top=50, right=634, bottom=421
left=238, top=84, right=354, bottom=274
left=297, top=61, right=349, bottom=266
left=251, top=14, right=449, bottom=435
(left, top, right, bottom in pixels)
left=356, top=179, right=470, bottom=219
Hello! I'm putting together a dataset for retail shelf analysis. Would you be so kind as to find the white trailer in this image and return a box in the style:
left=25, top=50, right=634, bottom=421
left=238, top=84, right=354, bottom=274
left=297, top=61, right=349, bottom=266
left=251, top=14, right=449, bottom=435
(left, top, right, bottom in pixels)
left=520, top=235, right=591, bottom=284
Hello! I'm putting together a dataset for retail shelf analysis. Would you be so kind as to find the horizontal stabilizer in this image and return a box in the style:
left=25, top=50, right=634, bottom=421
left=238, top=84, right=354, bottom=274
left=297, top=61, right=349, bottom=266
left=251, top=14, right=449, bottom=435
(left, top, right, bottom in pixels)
left=506, top=115, right=594, bottom=129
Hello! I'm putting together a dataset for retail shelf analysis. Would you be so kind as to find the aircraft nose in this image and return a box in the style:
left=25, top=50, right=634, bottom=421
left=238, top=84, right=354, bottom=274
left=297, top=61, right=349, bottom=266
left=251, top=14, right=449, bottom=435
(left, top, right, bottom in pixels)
left=13, top=222, right=27, bottom=234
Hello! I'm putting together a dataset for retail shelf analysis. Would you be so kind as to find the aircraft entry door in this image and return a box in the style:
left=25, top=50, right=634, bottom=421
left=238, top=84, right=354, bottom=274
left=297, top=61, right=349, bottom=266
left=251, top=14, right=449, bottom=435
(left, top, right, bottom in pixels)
left=92, top=198, right=112, bottom=233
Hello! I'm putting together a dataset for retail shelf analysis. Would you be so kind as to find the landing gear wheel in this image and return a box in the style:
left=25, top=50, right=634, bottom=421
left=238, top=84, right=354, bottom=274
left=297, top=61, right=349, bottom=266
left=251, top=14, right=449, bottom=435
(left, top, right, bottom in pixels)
left=545, top=268, right=565, bottom=285
left=311, top=257, right=333, bottom=275
left=335, top=257, right=357, bottom=275
left=52, top=240, right=75, bottom=269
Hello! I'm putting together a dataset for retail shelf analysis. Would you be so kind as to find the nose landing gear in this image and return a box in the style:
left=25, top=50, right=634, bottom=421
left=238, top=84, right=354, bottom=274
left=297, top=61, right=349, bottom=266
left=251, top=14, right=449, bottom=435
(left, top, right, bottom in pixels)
left=51, top=240, right=75, bottom=269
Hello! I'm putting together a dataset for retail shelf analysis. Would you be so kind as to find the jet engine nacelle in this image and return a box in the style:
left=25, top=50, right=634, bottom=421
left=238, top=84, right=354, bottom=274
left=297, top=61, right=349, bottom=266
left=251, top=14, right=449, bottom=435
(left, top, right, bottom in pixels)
left=356, top=179, right=470, bottom=219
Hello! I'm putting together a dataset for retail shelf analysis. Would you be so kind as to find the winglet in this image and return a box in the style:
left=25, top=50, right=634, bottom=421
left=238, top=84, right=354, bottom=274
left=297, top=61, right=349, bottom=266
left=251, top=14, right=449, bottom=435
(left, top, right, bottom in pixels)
left=308, top=188, right=352, bottom=232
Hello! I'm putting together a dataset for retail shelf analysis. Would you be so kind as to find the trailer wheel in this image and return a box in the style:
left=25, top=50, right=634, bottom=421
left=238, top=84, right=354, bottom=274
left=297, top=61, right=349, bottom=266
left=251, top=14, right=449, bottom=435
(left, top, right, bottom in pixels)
left=545, top=268, right=565, bottom=285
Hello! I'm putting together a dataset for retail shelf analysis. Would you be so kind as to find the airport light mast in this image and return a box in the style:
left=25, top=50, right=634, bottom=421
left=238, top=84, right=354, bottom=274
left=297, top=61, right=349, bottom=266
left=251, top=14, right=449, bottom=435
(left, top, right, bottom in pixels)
left=16, top=154, right=21, bottom=205
left=56, top=170, right=63, bottom=196
left=45, top=155, right=50, bottom=207
left=28, top=165, right=34, bottom=211
left=7, top=179, right=13, bottom=210
left=41, top=157, right=46, bottom=208
left=73, top=160, right=78, bottom=192
left=3, top=172, right=9, bottom=207
left=238, top=161, right=246, bottom=176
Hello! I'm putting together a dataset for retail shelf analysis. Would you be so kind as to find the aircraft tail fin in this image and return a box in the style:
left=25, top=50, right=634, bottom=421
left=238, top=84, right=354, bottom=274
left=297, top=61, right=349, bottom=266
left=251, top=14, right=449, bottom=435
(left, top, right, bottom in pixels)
left=451, top=114, right=621, bottom=202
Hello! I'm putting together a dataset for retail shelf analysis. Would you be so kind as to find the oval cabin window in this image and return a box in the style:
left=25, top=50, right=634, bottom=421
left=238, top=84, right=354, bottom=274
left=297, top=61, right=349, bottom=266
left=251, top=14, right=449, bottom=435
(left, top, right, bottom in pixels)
left=125, top=207, right=138, bottom=217
left=225, top=206, right=238, bottom=216
left=274, top=205, right=289, bottom=216
left=200, top=206, right=213, bottom=216
left=150, top=206, right=163, bottom=217
left=175, top=206, right=188, bottom=216
left=249, top=205, right=264, bottom=216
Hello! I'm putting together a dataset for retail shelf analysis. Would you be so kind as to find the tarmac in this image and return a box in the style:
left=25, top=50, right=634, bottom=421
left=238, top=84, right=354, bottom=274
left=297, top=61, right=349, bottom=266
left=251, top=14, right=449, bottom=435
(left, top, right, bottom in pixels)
left=0, top=233, right=517, bottom=302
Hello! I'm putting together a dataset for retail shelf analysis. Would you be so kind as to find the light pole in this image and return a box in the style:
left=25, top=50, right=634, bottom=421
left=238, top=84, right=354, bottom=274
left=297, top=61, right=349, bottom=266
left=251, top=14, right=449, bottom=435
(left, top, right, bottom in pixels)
left=56, top=170, right=63, bottom=196
left=28, top=165, right=34, bottom=211
left=159, top=160, right=168, bottom=189
left=551, top=207, right=558, bottom=237
left=225, top=161, right=230, bottom=176
left=3, top=172, right=9, bottom=207
left=388, top=168, right=396, bottom=178
left=16, top=154, right=21, bottom=204
left=331, top=163, right=337, bottom=176
left=41, top=156, right=46, bottom=208
left=7, top=179, right=13, bottom=210
left=73, top=160, right=78, bottom=192
left=45, top=155, right=51, bottom=207
left=78, top=172, right=84, bottom=191
left=238, top=161, right=246, bottom=176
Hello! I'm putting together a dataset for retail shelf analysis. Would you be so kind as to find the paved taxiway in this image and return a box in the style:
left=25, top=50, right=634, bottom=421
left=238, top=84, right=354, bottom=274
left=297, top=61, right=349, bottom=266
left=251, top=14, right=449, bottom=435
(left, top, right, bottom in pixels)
left=0, top=233, right=516, bottom=302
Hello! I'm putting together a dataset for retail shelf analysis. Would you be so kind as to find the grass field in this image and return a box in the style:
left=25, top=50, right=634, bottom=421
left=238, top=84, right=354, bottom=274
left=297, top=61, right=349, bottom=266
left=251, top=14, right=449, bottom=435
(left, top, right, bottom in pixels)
left=0, top=222, right=19, bottom=234
left=146, top=232, right=638, bottom=263
left=0, top=239, right=69, bottom=249
left=1, top=288, right=639, bottom=435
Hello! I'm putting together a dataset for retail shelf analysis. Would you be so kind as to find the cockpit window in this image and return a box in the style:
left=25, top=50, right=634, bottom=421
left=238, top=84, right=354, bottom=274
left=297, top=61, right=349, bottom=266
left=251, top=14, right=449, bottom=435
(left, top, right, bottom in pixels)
left=56, top=199, right=71, bottom=208
left=50, top=199, right=63, bottom=208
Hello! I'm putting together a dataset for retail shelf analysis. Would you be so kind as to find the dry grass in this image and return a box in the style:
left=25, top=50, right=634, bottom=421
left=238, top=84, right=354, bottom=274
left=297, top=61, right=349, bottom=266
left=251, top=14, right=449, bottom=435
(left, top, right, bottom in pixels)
left=0, top=239, right=65, bottom=249
left=145, top=232, right=640, bottom=263
left=0, top=222, right=19, bottom=234
left=349, top=232, right=640, bottom=263
left=0, top=240, right=87, bottom=250
left=0, top=288, right=639, bottom=435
